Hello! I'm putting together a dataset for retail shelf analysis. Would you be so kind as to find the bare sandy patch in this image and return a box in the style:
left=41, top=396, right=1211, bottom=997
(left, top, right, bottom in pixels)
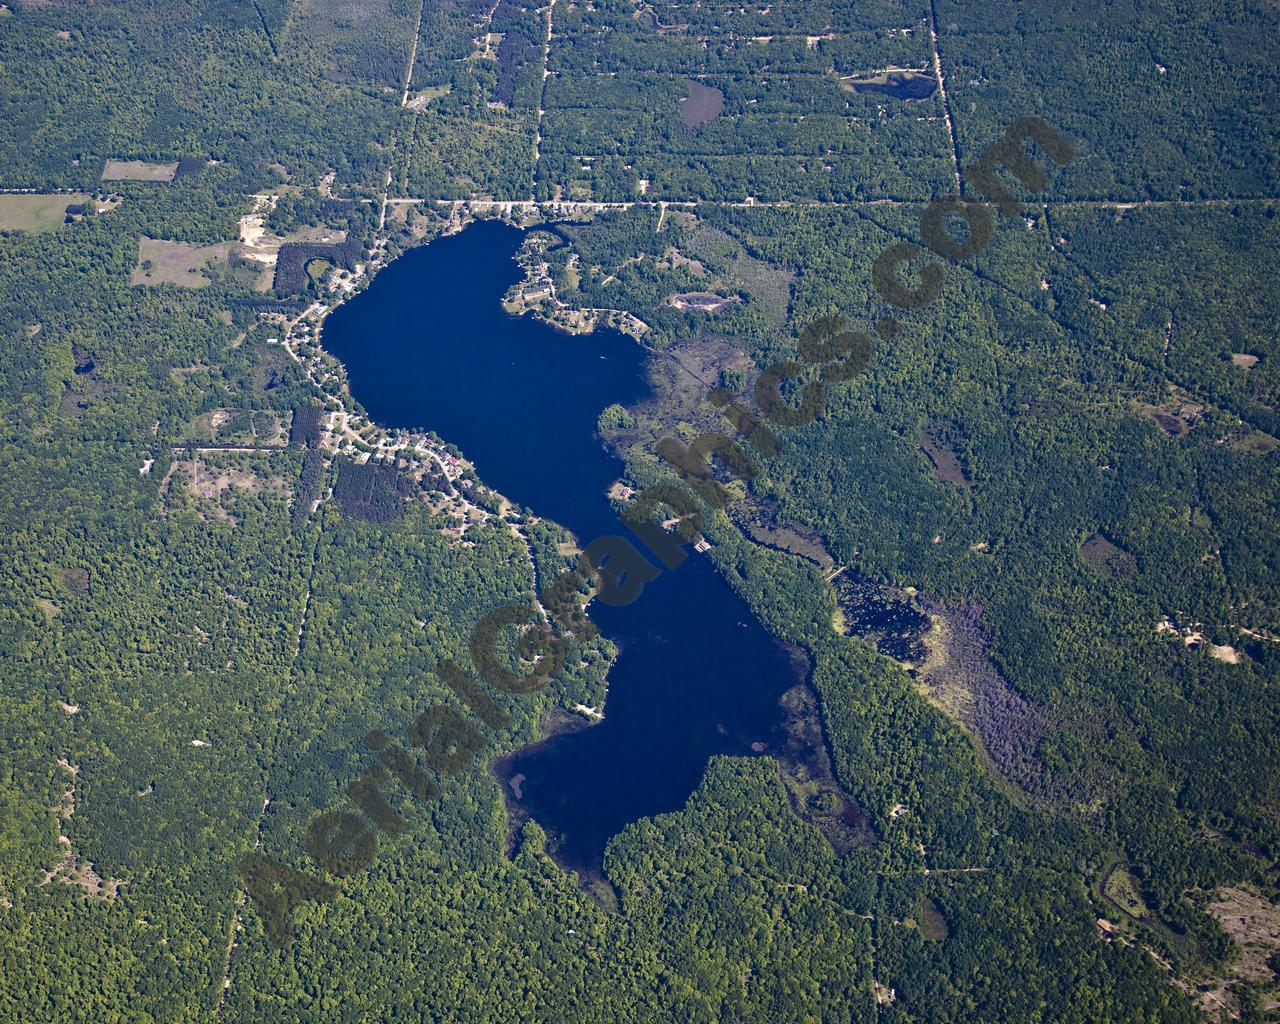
left=666, top=291, right=740, bottom=313
left=187, top=408, right=289, bottom=447
left=1232, top=430, right=1280, bottom=456
left=237, top=195, right=346, bottom=290
left=1231, top=353, right=1260, bottom=369
left=39, top=759, right=124, bottom=900
left=192, top=409, right=233, bottom=434
left=408, top=84, right=451, bottom=110
left=183, top=461, right=285, bottom=501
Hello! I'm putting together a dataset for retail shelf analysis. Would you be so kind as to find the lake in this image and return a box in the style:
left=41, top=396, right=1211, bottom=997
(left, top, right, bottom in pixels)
left=846, top=71, right=938, bottom=101
left=322, top=220, right=803, bottom=876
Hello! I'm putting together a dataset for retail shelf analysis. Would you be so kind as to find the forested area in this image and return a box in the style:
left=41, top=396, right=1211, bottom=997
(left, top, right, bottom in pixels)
left=0, top=0, right=1278, bottom=1020
left=0, top=0, right=402, bottom=192
left=936, top=0, right=1280, bottom=200
left=550, top=193, right=1280, bottom=1018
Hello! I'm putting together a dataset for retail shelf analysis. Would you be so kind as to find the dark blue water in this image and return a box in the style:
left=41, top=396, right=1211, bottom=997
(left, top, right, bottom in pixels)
left=849, top=72, right=938, bottom=100
left=323, top=220, right=801, bottom=875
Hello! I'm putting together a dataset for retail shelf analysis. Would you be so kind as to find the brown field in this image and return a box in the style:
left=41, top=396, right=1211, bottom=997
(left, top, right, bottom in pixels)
left=59, top=567, right=89, bottom=595
left=774, top=682, right=876, bottom=855
left=0, top=193, right=90, bottom=232
left=1136, top=389, right=1204, bottom=437
left=839, top=69, right=937, bottom=100
left=915, top=897, right=950, bottom=941
left=659, top=245, right=707, bottom=276
left=680, top=79, right=724, bottom=129
left=102, top=159, right=178, bottom=182
left=1101, top=862, right=1150, bottom=920
left=133, top=236, right=236, bottom=288
left=59, top=370, right=116, bottom=419
left=914, top=603, right=1090, bottom=805
left=736, top=499, right=834, bottom=568
left=920, top=432, right=971, bottom=487
left=1080, top=532, right=1138, bottom=576
left=1231, top=353, right=1260, bottom=369
left=684, top=222, right=792, bottom=326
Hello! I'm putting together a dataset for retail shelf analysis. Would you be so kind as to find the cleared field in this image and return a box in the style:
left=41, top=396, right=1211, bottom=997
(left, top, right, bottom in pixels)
left=132, top=236, right=236, bottom=288
left=916, top=898, right=950, bottom=941
left=161, top=455, right=291, bottom=525
left=102, top=159, right=178, bottom=182
left=1080, top=532, right=1138, bottom=577
left=1101, top=863, right=1150, bottom=920
left=186, top=408, right=290, bottom=447
left=0, top=193, right=89, bottom=232
left=1234, top=430, right=1280, bottom=456
left=920, top=431, right=971, bottom=487
left=1198, top=887, right=1280, bottom=1021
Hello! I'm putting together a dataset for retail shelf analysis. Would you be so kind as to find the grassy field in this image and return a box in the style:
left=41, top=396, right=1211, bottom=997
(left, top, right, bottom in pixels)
left=305, top=257, right=333, bottom=285
left=132, top=236, right=236, bottom=288
left=1102, top=863, right=1151, bottom=920
left=916, top=898, right=951, bottom=941
left=0, top=193, right=89, bottom=232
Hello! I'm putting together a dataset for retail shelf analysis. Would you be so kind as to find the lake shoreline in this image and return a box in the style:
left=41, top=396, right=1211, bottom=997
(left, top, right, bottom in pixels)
left=322, top=220, right=831, bottom=883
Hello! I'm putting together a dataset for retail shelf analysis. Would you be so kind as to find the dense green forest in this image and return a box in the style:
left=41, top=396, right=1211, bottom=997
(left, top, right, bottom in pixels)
left=1, top=0, right=1278, bottom=1021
